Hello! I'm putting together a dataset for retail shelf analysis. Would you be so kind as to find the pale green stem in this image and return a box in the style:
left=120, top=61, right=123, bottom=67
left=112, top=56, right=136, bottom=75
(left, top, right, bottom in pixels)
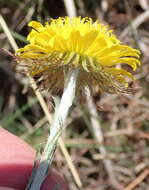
left=26, top=69, right=79, bottom=190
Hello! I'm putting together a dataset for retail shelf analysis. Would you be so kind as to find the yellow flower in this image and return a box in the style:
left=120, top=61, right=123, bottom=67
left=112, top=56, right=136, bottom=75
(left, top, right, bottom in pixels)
left=16, top=17, right=140, bottom=93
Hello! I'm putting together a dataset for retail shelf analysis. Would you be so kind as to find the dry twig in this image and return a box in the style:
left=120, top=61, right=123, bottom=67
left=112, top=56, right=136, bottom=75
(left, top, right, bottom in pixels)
left=124, top=169, right=149, bottom=190
left=120, top=9, right=149, bottom=39
left=86, top=88, right=123, bottom=190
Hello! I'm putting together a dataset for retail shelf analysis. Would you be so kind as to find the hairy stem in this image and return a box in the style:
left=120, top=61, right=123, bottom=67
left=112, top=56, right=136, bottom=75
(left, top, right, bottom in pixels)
left=26, top=69, right=79, bottom=190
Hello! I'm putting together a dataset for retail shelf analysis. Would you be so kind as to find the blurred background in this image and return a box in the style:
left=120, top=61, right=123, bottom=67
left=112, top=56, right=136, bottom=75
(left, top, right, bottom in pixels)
left=0, top=0, right=149, bottom=189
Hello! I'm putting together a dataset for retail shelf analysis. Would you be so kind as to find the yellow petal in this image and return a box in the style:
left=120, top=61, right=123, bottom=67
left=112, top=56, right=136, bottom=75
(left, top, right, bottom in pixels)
left=28, top=21, right=43, bottom=31
left=118, top=57, right=140, bottom=70
left=104, top=68, right=133, bottom=79
left=19, top=52, right=46, bottom=59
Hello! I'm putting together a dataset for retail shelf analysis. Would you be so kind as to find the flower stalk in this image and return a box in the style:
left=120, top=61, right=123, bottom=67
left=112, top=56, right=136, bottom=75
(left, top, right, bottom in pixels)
left=26, top=69, right=79, bottom=190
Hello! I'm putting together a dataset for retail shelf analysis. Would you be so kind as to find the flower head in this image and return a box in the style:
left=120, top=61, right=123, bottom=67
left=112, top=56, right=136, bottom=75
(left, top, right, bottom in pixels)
left=16, top=17, right=140, bottom=93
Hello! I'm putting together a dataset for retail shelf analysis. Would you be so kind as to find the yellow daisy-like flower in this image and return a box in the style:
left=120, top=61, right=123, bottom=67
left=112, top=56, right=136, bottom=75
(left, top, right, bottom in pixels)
left=16, top=17, right=140, bottom=93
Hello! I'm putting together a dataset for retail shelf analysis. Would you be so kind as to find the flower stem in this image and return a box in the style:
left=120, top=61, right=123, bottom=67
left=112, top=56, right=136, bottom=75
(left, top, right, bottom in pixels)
left=26, top=69, right=79, bottom=190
